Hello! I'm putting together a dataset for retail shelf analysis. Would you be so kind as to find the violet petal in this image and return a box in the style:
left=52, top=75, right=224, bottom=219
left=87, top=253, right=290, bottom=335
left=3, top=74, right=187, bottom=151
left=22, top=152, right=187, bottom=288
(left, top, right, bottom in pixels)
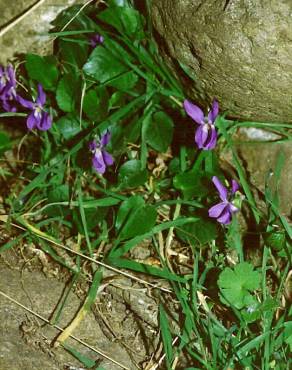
left=37, top=112, right=52, bottom=131
left=26, top=111, right=38, bottom=130
left=36, top=84, right=46, bottom=106
left=208, top=202, right=227, bottom=218
left=208, top=99, right=219, bottom=123
left=17, top=95, right=34, bottom=109
left=7, top=65, right=16, bottom=85
left=217, top=208, right=232, bottom=224
left=92, top=151, right=106, bottom=174
left=229, top=203, right=239, bottom=214
left=231, top=179, right=239, bottom=194
left=2, top=99, right=17, bottom=112
left=103, top=150, right=114, bottom=166
left=100, top=130, right=111, bottom=147
left=204, top=125, right=217, bottom=150
left=184, top=99, right=204, bottom=124
left=89, top=140, right=97, bottom=152
left=212, top=176, right=228, bottom=201
left=195, top=125, right=206, bottom=149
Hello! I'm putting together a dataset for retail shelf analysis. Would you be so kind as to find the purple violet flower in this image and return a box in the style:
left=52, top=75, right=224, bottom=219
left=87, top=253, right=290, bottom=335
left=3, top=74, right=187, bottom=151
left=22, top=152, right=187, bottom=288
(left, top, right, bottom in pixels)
left=0, top=65, right=18, bottom=112
left=184, top=99, right=219, bottom=150
left=17, top=84, right=52, bottom=131
left=208, top=176, right=239, bottom=225
left=89, top=131, right=114, bottom=174
left=89, top=33, right=104, bottom=48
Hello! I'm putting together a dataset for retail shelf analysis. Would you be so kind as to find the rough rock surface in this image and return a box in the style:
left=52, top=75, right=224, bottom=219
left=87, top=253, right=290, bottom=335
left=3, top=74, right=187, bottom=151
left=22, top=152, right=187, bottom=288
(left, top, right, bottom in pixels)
left=0, top=0, right=85, bottom=63
left=151, top=0, right=292, bottom=123
left=236, top=132, right=292, bottom=216
left=0, top=265, right=133, bottom=370
left=219, top=128, right=292, bottom=216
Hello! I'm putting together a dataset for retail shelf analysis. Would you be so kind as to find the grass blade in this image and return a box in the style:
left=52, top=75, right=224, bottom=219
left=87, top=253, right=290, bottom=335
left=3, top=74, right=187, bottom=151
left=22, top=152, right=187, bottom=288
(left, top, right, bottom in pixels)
left=54, top=269, right=102, bottom=347
left=159, top=304, right=173, bottom=369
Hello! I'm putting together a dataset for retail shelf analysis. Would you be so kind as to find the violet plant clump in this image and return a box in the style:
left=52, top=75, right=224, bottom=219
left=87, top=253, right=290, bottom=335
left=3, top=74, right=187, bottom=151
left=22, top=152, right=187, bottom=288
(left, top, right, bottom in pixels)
left=0, top=65, right=18, bottom=112
left=208, top=175, right=240, bottom=225
left=184, top=99, right=219, bottom=150
left=89, top=131, right=114, bottom=175
left=17, top=84, right=52, bottom=131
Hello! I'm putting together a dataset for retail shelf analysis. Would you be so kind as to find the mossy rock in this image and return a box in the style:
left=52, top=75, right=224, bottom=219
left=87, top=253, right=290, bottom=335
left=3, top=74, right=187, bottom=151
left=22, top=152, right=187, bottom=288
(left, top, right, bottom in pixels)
left=151, top=0, right=292, bottom=123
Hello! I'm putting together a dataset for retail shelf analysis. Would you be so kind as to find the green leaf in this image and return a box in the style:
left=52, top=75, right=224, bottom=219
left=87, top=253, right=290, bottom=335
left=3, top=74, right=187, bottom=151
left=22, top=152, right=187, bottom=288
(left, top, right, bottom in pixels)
left=121, top=204, right=156, bottom=239
left=241, top=296, right=261, bottom=323
left=108, top=257, right=187, bottom=283
left=108, top=91, right=125, bottom=109
left=263, top=231, right=286, bottom=251
left=83, top=86, right=108, bottom=121
left=173, top=170, right=210, bottom=199
left=236, top=333, right=269, bottom=359
left=116, top=195, right=157, bottom=239
left=109, top=70, right=139, bottom=91
left=218, top=262, right=261, bottom=309
left=58, top=38, right=89, bottom=68
left=45, top=184, right=70, bottom=217
left=109, top=217, right=198, bottom=259
left=97, top=6, right=144, bottom=38
left=115, top=195, right=144, bottom=230
left=56, top=114, right=81, bottom=140
left=56, top=73, right=80, bottom=112
left=283, top=321, right=292, bottom=351
left=73, top=207, right=108, bottom=233
left=25, top=54, right=59, bottom=91
left=48, top=184, right=69, bottom=202
left=79, top=197, right=121, bottom=208
left=259, top=297, right=279, bottom=312
left=176, top=218, right=217, bottom=245
left=118, top=159, right=148, bottom=189
left=146, top=111, right=174, bottom=152
left=0, top=131, right=11, bottom=155
left=123, top=115, right=142, bottom=144
left=83, top=46, right=128, bottom=83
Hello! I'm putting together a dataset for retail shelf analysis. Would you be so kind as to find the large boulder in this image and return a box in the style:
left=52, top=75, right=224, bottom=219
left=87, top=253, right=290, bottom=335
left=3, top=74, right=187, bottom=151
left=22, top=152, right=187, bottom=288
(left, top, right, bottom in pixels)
left=151, top=0, right=292, bottom=123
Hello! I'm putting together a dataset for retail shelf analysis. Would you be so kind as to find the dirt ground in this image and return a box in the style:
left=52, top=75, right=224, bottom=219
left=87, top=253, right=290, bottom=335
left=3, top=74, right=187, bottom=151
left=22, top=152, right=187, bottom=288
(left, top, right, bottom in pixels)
left=0, top=241, right=163, bottom=370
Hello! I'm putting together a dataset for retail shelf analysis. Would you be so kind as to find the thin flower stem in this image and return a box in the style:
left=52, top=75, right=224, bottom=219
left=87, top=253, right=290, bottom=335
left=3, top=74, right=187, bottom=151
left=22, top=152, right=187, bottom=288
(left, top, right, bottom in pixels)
left=165, top=203, right=181, bottom=271
left=180, top=146, right=187, bottom=172
left=169, top=95, right=183, bottom=108
left=48, top=0, right=95, bottom=44
left=79, top=79, right=87, bottom=129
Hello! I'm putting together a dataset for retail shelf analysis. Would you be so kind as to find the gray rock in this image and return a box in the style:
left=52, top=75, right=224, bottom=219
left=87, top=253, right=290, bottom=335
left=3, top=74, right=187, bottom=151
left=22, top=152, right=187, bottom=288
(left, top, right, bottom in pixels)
left=220, top=128, right=292, bottom=216
left=151, top=0, right=292, bottom=123
left=0, top=0, right=86, bottom=63
left=236, top=136, right=292, bottom=216
left=0, top=266, right=133, bottom=370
